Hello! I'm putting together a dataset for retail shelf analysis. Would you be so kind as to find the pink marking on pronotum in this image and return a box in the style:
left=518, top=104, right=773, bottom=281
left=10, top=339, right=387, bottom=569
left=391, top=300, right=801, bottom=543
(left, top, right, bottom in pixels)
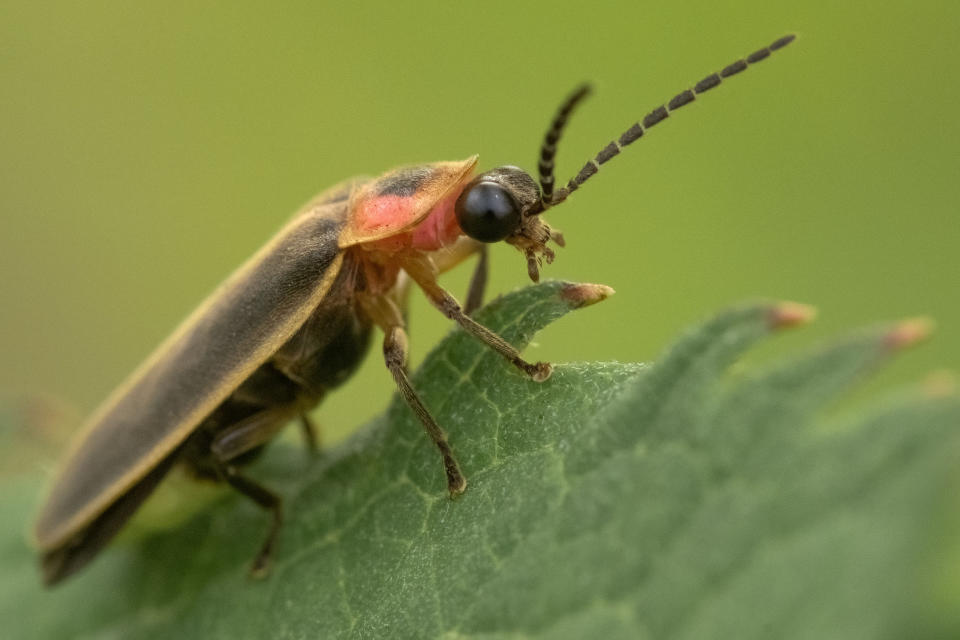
left=410, top=186, right=468, bottom=251
left=354, top=194, right=414, bottom=236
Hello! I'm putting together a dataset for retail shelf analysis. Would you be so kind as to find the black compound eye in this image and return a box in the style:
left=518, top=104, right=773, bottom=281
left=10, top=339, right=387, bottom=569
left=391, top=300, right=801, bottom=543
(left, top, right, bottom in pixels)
left=455, top=182, right=521, bottom=243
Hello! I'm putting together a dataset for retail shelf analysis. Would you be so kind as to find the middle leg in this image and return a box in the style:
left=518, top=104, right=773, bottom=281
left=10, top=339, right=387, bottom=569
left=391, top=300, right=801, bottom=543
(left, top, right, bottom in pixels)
left=358, top=293, right=467, bottom=496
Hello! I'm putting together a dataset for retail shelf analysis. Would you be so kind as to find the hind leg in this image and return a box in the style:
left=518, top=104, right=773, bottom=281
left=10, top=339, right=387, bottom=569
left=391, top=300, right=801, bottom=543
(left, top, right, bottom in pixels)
left=214, top=461, right=283, bottom=577
left=207, top=406, right=296, bottom=577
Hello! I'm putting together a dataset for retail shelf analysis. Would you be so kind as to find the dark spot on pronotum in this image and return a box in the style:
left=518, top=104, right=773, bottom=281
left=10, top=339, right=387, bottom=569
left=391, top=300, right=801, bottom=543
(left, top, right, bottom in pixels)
left=618, top=123, right=644, bottom=146
left=573, top=161, right=598, bottom=185
left=694, top=73, right=722, bottom=93
left=668, top=89, right=695, bottom=111
left=376, top=166, right=434, bottom=197
left=770, top=34, right=796, bottom=50
left=642, top=106, right=669, bottom=128
left=747, top=48, right=770, bottom=63
left=318, top=187, right=351, bottom=205
left=595, top=142, right=620, bottom=164
left=720, top=59, right=748, bottom=77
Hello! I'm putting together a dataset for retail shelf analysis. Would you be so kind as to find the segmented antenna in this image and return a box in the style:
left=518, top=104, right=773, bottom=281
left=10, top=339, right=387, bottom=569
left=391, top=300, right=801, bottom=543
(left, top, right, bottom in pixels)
left=544, top=34, right=795, bottom=209
left=538, top=83, right=592, bottom=203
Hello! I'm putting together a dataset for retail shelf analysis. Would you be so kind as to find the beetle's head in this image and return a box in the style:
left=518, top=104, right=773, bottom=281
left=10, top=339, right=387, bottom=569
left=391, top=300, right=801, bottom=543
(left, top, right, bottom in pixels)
left=454, top=166, right=562, bottom=282
left=453, top=33, right=796, bottom=281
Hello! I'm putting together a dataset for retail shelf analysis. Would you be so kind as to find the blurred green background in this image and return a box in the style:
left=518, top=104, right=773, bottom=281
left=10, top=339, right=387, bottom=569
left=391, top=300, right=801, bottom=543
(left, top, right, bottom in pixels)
left=2, top=2, right=958, bottom=447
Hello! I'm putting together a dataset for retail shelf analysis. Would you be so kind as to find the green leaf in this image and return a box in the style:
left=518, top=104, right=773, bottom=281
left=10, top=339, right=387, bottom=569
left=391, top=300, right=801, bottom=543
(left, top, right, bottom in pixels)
left=3, top=282, right=959, bottom=639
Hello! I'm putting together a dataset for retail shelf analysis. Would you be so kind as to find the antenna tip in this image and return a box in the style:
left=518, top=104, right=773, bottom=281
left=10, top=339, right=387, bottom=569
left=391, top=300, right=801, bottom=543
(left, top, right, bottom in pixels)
left=770, top=34, right=796, bottom=50
left=572, top=82, right=594, bottom=99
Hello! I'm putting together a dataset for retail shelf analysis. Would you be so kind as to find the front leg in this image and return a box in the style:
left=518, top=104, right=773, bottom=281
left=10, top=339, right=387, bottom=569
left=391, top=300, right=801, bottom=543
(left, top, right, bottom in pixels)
left=426, top=236, right=487, bottom=316
left=401, top=255, right=552, bottom=382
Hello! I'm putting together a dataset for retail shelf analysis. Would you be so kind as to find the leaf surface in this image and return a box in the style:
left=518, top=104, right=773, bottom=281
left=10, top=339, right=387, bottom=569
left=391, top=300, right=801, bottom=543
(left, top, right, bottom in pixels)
left=3, top=283, right=958, bottom=639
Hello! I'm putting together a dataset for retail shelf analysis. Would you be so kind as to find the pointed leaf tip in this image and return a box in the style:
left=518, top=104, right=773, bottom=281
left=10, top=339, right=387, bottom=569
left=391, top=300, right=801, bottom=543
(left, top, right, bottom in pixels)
left=923, top=370, right=958, bottom=398
left=884, top=317, right=935, bottom=351
left=560, top=283, right=615, bottom=309
left=768, top=301, right=817, bottom=329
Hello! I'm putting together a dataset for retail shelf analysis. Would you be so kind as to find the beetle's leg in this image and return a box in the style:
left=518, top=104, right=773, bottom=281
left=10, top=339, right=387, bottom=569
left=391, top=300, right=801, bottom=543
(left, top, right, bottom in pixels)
left=385, top=326, right=467, bottom=495
left=208, top=409, right=296, bottom=577
left=215, top=462, right=283, bottom=577
left=210, top=406, right=298, bottom=461
left=299, top=413, right=319, bottom=453
left=432, top=236, right=483, bottom=274
left=426, top=236, right=487, bottom=314
left=401, top=255, right=552, bottom=382
left=463, top=244, right=489, bottom=316
left=358, top=293, right=467, bottom=496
